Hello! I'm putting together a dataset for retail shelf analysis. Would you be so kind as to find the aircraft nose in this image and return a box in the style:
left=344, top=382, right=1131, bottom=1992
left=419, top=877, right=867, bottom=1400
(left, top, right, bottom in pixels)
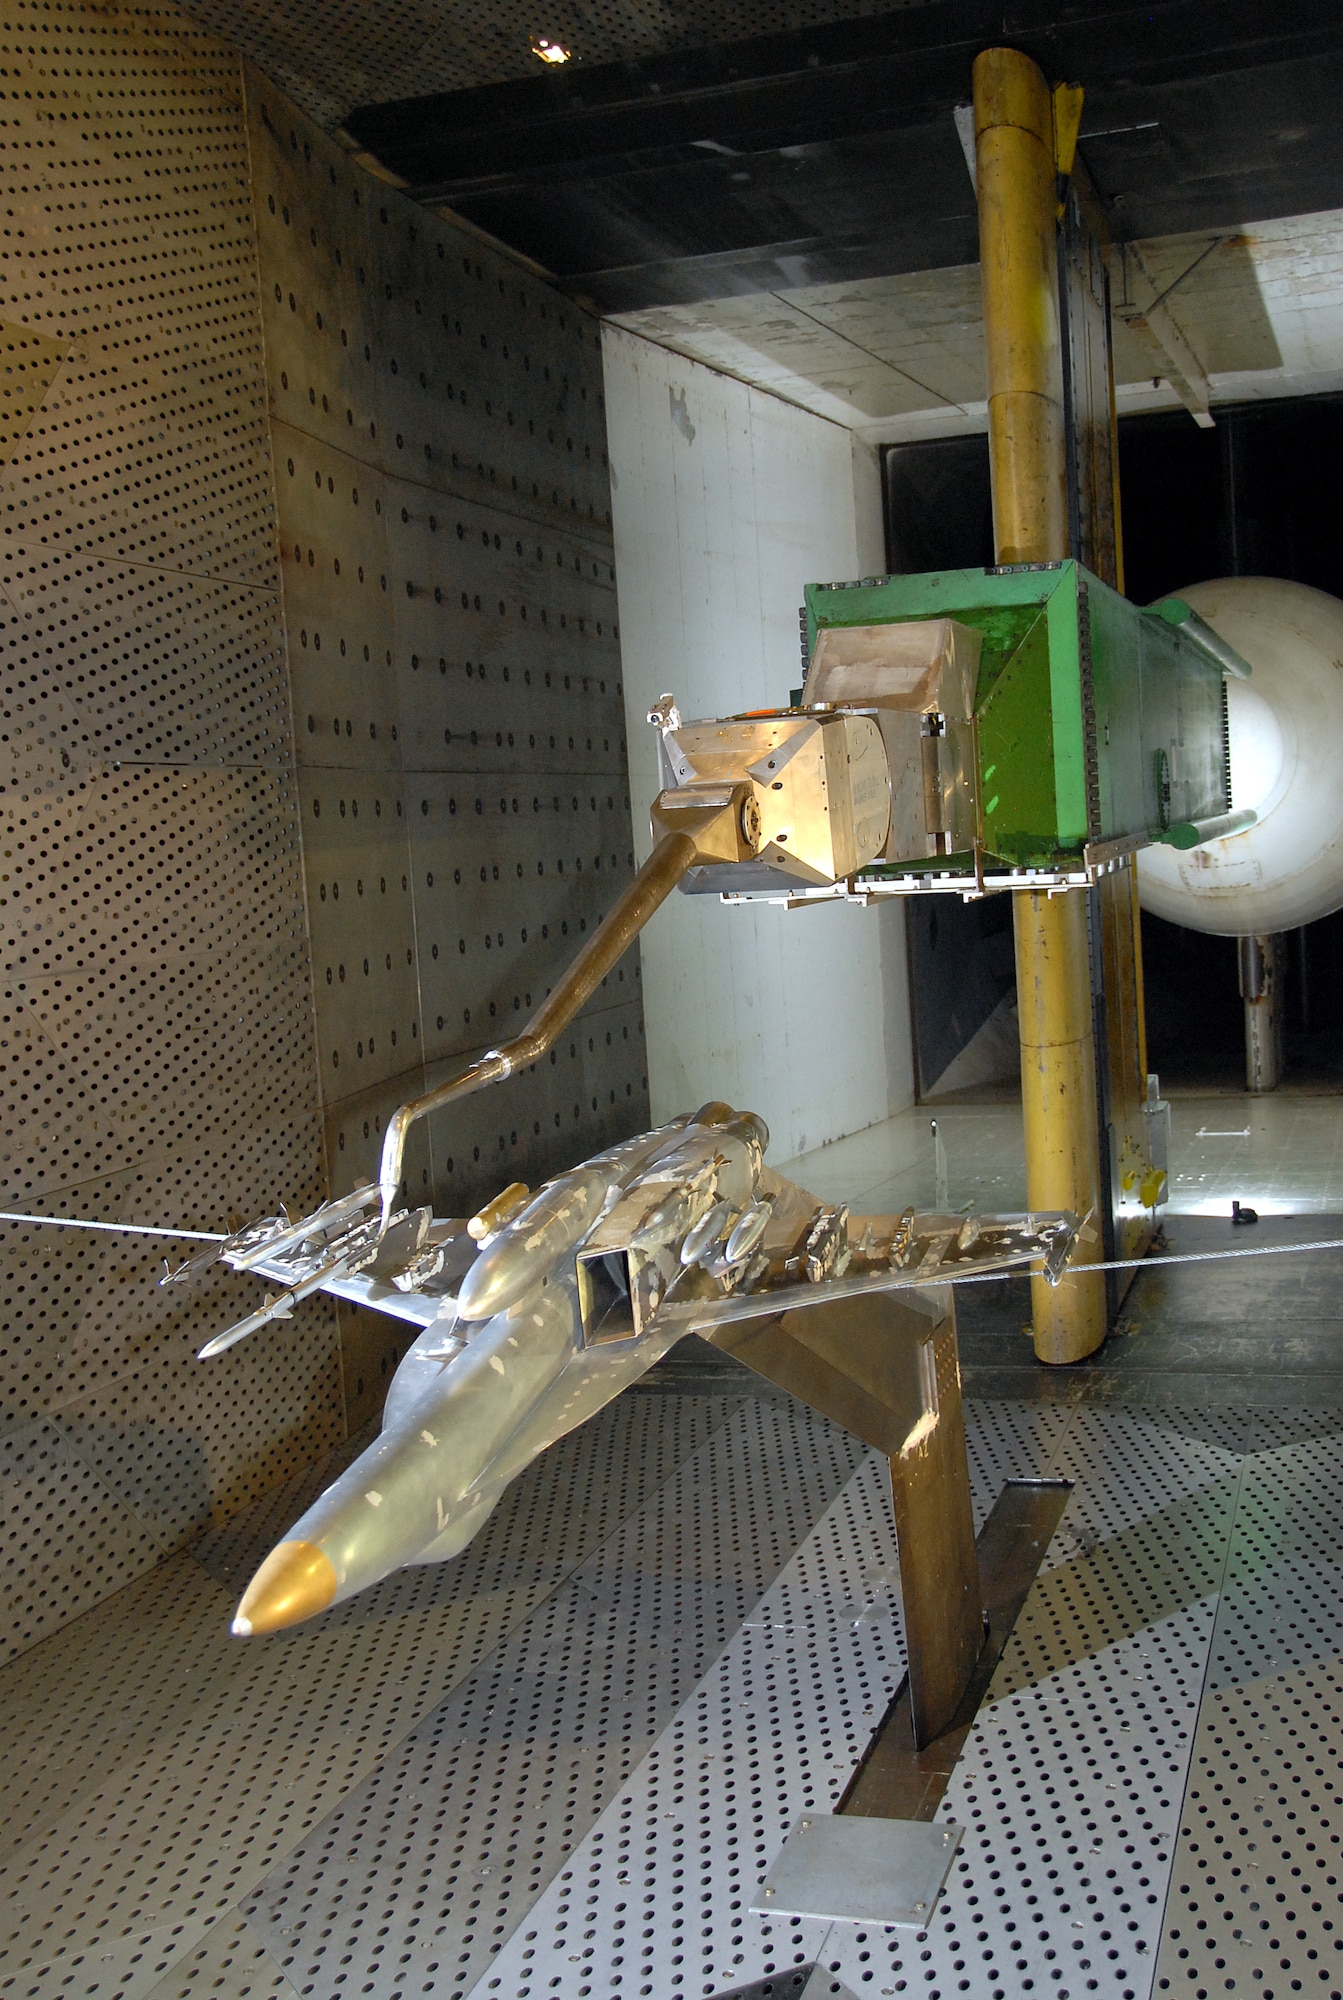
left=232, top=1540, right=338, bottom=1635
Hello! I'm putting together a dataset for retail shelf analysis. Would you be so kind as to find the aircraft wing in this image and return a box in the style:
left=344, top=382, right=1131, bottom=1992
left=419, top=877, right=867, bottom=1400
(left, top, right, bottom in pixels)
left=655, top=1189, right=1078, bottom=1341
left=178, top=1127, right=1080, bottom=1362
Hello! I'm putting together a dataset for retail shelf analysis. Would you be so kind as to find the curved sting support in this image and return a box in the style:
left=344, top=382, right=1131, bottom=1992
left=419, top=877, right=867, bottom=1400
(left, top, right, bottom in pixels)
left=376, top=827, right=702, bottom=1228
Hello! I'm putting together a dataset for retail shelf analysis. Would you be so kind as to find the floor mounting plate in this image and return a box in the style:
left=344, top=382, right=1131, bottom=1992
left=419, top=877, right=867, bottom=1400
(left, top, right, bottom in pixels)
left=752, top=1813, right=962, bottom=1926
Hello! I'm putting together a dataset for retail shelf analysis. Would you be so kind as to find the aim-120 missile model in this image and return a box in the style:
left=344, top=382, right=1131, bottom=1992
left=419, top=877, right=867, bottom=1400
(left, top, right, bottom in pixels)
left=175, top=1103, right=1078, bottom=1639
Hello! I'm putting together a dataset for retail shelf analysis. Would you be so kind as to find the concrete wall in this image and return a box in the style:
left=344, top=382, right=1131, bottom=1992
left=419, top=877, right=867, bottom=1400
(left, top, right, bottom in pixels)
left=602, top=324, right=915, bottom=1163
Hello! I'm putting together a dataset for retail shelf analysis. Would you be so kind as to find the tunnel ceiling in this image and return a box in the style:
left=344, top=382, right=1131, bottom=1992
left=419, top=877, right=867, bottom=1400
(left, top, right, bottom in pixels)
left=181, top=0, right=1343, bottom=431
left=184, top=0, right=951, bottom=136
left=329, top=0, right=1343, bottom=312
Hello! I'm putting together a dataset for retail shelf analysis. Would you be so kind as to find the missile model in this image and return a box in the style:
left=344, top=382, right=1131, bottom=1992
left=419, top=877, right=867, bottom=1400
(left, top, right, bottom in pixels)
left=175, top=1103, right=1078, bottom=1638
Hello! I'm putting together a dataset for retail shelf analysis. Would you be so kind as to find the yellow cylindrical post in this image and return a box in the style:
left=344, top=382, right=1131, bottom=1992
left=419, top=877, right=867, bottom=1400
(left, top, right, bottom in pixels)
left=1012, top=890, right=1105, bottom=1360
left=973, top=47, right=1068, bottom=564
left=974, top=46, right=1106, bottom=1363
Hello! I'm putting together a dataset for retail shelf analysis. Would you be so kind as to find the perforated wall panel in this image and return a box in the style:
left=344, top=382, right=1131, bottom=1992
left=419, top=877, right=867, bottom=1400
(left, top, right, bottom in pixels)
left=10, top=1376, right=1343, bottom=1998
left=0, top=1387, right=744, bottom=2000
left=0, top=0, right=344, bottom=1664
left=246, top=77, right=648, bottom=1225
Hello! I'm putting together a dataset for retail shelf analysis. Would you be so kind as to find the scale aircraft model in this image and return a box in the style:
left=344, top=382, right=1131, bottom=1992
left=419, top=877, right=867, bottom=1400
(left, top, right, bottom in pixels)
left=172, top=1102, right=1078, bottom=1639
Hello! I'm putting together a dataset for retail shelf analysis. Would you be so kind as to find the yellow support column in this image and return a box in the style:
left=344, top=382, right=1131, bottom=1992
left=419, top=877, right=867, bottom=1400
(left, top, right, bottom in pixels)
left=973, top=46, right=1106, bottom=1363
left=1012, top=890, right=1105, bottom=1361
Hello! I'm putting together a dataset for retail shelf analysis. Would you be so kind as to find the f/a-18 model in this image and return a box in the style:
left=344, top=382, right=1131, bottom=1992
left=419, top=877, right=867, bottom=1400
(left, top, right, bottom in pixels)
left=178, top=1103, right=1076, bottom=1647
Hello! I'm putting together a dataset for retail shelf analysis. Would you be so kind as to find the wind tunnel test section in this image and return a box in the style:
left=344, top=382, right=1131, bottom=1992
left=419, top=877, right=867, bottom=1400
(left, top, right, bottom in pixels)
left=189, top=543, right=1253, bottom=1832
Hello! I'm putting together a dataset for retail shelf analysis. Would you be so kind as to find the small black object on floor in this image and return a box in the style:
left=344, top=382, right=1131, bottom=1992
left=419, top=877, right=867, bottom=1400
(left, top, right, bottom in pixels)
left=956, top=1213, right=1343, bottom=1406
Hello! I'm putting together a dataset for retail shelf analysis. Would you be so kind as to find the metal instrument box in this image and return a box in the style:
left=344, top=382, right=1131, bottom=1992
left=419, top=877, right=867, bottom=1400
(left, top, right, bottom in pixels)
left=805, top=560, right=1230, bottom=873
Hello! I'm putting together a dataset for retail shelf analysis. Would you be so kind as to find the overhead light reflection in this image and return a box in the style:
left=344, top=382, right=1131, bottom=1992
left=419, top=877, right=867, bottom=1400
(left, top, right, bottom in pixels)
left=531, top=35, right=571, bottom=63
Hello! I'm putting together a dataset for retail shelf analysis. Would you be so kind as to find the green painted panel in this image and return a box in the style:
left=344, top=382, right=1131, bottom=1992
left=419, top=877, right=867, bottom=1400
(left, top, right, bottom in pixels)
left=803, top=560, right=1228, bottom=873
left=977, top=607, right=1064, bottom=861
left=1043, top=566, right=1089, bottom=845
left=1087, top=572, right=1146, bottom=838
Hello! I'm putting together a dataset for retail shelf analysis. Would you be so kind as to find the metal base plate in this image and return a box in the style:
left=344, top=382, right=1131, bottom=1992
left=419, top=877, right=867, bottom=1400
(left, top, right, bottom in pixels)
left=752, top=1814, right=961, bottom=1926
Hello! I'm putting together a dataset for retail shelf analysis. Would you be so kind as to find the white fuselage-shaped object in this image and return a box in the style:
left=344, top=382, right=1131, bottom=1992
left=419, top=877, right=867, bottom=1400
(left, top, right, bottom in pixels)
left=1138, top=577, right=1343, bottom=936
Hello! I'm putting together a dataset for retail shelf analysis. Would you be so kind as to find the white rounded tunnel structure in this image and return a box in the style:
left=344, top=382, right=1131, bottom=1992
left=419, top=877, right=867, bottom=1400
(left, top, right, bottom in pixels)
left=1138, top=577, right=1343, bottom=936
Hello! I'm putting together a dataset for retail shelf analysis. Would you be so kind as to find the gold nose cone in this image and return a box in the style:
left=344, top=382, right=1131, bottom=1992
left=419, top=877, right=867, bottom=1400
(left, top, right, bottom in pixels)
left=232, top=1540, right=337, bottom=1636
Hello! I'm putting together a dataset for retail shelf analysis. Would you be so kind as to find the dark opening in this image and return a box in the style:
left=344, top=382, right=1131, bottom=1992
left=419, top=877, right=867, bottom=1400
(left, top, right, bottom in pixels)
left=883, top=394, right=1343, bottom=1096
left=577, top=1249, right=634, bottom=1342
left=1121, top=395, right=1343, bottom=1088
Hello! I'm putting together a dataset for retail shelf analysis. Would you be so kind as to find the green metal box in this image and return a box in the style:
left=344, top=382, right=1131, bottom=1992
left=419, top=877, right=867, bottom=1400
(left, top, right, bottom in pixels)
left=805, top=561, right=1229, bottom=872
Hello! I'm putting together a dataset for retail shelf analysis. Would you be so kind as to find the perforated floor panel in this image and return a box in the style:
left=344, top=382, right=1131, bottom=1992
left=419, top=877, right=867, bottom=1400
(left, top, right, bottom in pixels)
left=3, top=1390, right=1342, bottom=2000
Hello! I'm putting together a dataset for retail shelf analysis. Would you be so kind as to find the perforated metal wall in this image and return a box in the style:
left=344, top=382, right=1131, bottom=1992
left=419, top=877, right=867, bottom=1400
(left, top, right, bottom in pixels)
left=246, top=78, right=648, bottom=1244
left=0, top=1385, right=746, bottom=1999
left=241, top=1396, right=860, bottom=2000
left=0, top=0, right=342, bottom=1664
left=473, top=1403, right=1343, bottom=2000
left=1, top=6, right=647, bottom=1663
